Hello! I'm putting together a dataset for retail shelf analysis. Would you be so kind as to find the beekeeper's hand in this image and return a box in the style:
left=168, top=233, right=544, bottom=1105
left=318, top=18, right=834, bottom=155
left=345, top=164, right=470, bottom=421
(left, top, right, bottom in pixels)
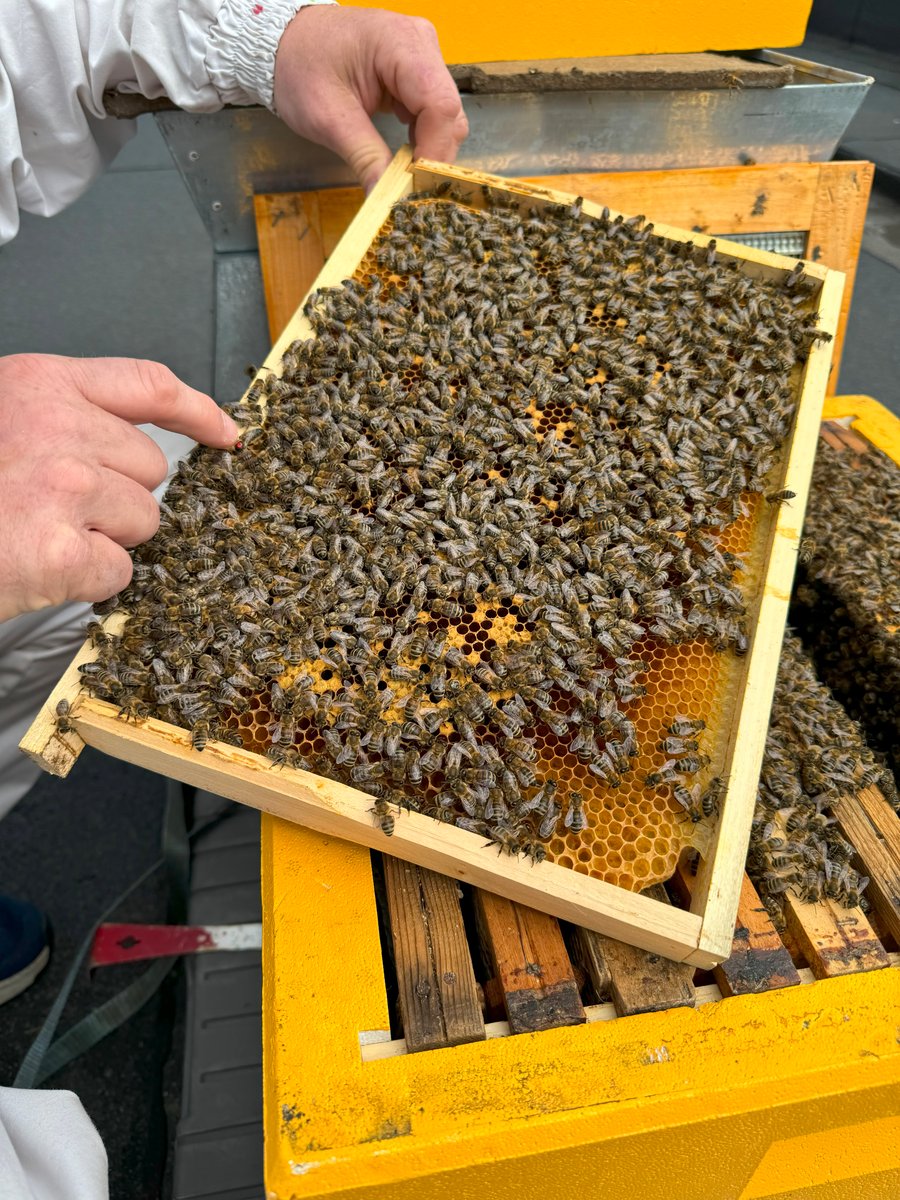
left=273, top=6, right=468, bottom=192
left=0, top=354, right=239, bottom=622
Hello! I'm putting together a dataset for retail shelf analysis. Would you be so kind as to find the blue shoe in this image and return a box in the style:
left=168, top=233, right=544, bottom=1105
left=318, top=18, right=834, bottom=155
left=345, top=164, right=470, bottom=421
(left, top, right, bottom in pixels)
left=0, top=896, right=50, bottom=1005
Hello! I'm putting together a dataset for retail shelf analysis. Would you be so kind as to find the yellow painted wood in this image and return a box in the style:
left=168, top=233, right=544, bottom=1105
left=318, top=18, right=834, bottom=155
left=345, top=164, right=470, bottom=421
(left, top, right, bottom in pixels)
left=740, top=1115, right=900, bottom=1199
left=822, top=395, right=900, bottom=468
left=262, top=805, right=900, bottom=1199
left=343, top=1, right=813, bottom=62
left=261, top=819, right=393, bottom=1163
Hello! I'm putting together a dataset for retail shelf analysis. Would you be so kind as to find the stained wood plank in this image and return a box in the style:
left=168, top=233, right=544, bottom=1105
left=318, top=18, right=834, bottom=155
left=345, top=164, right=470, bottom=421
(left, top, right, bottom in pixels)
left=833, top=787, right=900, bottom=947
left=857, top=786, right=900, bottom=858
left=782, top=891, right=890, bottom=978
left=524, top=164, right=821, bottom=235
left=806, top=162, right=874, bottom=395
left=253, top=193, right=326, bottom=344
left=383, top=857, right=484, bottom=1051
left=474, top=891, right=585, bottom=1033
left=579, top=885, right=695, bottom=1016
left=674, top=864, right=800, bottom=995
left=317, top=187, right=367, bottom=258
left=820, top=418, right=874, bottom=459
left=572, top=926, right=612, bottom=1002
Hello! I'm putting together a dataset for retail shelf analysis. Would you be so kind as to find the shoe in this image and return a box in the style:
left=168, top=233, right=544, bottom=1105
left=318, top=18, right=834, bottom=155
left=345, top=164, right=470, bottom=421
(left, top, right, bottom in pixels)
left=0, top=896, right=50, bottom=1005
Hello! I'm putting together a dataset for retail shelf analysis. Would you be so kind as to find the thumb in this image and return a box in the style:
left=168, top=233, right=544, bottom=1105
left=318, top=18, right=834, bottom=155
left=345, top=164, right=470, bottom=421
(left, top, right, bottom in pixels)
left=319, top=94, right=393, bottom=192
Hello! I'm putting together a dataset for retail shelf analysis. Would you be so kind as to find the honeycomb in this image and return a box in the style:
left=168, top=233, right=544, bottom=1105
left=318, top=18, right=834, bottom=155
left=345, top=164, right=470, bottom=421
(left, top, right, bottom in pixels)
left=211, top=494, right=762, bottom=889
left=218, top=191, right=776, bottom=890
left=87, top=187, right=819, bottom=894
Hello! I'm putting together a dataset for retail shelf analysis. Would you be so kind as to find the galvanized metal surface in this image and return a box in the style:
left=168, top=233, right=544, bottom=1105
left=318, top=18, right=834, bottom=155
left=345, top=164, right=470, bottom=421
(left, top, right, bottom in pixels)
left=156, top=52, right=871, bottom=252
left=213, top=252, right=269, bottom=404
left=716, top=230, right=808, bottom=256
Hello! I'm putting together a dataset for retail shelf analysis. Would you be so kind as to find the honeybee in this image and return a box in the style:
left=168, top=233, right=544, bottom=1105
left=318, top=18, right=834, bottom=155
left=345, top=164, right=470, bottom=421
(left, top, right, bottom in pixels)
left=646, top=764, right=682, bottom=788
left=677, top=754, right=711, bottom=774
left=191, top=720, right=210, bottom=752
left=700, top=777, right=723, bottom=818
left=856, top=765, right=883, bottom=789
left=659, top=736, right=699, bottom=755
left=563, top=791, right=587, bottom=834
left=483, top=820, right=523, bottom=856
left=370, top=797, right=395, bottom=837
left=765, top=489, right=796, bottom=506
left=55, top=699, right=76, bottom=734
left=85, top=620, right=113, bottom=648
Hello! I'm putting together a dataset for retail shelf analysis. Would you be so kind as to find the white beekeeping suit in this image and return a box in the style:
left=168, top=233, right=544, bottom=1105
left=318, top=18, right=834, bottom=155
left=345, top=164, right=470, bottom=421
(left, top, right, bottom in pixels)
left=0, top=2, right=329, bottom=1195
left=0, top=1089, right=108, bottom=1200
left=0, top=0, right=332, bottom=243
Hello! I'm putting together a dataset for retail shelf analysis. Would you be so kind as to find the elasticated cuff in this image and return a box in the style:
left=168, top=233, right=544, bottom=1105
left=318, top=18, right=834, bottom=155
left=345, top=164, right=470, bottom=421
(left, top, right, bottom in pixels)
left=205, top=0, right=337, bottom=110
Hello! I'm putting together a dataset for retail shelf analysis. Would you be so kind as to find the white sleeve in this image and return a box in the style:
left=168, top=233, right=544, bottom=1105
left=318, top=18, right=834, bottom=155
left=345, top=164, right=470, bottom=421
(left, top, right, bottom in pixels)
left=0, top=0, right=334, bottom=244
left=0, top=1087, right=108, bottom=1200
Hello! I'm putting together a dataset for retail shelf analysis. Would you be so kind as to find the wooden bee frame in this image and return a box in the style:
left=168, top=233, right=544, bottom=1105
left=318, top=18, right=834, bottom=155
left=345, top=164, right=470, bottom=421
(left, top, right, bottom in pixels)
left=20, top=147, right=844, bottom=967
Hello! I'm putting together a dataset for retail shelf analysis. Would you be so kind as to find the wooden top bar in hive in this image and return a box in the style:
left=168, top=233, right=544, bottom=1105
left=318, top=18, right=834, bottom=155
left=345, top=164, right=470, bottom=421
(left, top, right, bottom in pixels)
left=20, top=148, right=844, bottom=966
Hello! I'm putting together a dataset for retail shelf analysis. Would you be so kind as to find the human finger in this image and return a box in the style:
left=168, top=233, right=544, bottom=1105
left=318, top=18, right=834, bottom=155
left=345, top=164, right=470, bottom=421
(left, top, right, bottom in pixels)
left=72, top=533, right=136, bottom=604
left=85, top=407, right=170, bottom=491
left=65, top=357, right=239, bottom=448
left=42, top=525, right=135, bottom=606
left=313, top=90, right=394, bottom=192
left=390, top=23, right=468, bottom=163
left=391, top=97, right=415, bottom=125
left=71, top=463, right=163, bottom=549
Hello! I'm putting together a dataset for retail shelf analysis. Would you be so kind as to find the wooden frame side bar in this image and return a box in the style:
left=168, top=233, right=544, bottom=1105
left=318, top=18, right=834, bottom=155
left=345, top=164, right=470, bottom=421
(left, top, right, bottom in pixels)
left=690, top=266, right=845, bottom=960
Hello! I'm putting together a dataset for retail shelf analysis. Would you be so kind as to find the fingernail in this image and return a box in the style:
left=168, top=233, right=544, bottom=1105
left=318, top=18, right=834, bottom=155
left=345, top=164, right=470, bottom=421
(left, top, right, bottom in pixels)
left=220, top=410, right=240, bottom=443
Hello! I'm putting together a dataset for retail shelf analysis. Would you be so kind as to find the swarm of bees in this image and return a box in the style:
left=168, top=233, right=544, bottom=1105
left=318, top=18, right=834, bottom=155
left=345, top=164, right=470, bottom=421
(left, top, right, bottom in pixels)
left=747, top=633, right=895, bottom=911
left=79, top=186, right=828, bottom=861
left=791, top=437, right=900, bottom=777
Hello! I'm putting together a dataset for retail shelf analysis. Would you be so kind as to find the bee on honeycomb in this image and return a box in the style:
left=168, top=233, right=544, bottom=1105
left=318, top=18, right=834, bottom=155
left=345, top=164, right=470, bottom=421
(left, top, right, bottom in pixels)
left=81, top=188, right=830, bottom=890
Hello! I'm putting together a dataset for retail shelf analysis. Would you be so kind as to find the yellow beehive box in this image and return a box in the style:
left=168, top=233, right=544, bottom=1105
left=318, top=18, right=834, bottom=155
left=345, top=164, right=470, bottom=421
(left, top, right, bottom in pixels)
left=261, top=818, right=900, bottom=1200
left=346, top=1, right=814, bottom=64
